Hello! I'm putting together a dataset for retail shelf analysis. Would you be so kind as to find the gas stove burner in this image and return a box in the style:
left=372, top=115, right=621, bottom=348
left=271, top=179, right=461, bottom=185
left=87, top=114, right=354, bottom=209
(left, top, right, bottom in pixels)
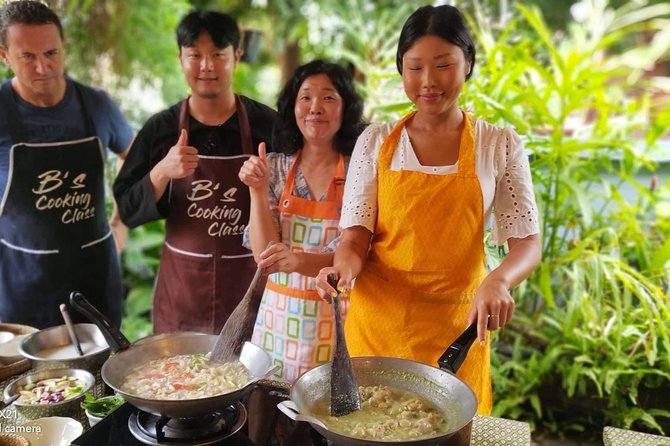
left=128, top=402, right=247, bottom=445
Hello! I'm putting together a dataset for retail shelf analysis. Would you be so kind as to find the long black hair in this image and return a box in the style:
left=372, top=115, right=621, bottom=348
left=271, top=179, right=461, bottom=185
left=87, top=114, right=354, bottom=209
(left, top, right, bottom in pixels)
left=396, top=5, right=476, bottom=81
left=274, top=60, right=366, bottom=155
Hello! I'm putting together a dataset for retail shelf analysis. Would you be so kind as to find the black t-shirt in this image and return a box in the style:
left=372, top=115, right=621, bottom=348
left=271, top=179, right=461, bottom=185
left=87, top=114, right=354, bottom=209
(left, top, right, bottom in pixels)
left=113, top=96, right=277, bottom=227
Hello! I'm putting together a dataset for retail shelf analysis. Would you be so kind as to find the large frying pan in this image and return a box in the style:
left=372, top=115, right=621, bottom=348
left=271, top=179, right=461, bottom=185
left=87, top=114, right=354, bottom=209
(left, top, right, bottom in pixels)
left=70, top=293, right=277, bottom=418
left=279, top=325, right=479, bottom=446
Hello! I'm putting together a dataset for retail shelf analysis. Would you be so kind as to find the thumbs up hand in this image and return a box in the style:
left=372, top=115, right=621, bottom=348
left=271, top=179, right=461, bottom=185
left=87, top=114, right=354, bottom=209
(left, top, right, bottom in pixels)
left=238, top=142, right=270, bottom=190
left=156, top=129, right=199, bottom=179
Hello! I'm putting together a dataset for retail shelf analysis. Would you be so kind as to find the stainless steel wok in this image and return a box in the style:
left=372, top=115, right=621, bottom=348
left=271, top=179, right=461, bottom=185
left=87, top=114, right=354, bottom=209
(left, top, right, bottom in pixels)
left=279, top=325, right=480, bottom=446
left=70, top=292, right=277, bottom=418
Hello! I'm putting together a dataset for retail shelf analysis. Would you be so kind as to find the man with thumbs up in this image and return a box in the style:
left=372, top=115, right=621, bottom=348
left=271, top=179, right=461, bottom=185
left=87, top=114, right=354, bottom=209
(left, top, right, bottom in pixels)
left=113, top=10, right=276, bottom=334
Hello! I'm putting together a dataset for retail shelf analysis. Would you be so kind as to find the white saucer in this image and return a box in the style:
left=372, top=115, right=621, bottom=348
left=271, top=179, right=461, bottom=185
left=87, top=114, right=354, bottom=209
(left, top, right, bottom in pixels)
left=0, top=334, right=29, bottom=364
left=20, top=417, right=83, bottom=446
left=0, top=331, right=14, bottom=344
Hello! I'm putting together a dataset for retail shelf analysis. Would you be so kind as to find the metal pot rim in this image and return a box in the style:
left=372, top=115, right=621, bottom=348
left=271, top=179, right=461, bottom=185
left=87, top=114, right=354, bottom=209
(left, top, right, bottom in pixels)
left=287, top=356, right=478, bottom=446
left=19, top=323, right=109, bottom=361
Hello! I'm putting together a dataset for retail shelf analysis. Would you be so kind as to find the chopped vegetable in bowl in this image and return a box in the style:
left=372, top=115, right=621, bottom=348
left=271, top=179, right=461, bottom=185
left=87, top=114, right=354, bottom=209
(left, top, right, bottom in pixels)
left=17, top=375, right=85, bottom=405
left=80, top=393, right=125, bottom=417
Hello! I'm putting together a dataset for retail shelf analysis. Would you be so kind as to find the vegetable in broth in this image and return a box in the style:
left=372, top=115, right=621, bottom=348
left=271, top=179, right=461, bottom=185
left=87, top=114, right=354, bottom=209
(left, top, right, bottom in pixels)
left=311, top=385, right=449, bottom=441
left=121, top=353, right=250, bottom=400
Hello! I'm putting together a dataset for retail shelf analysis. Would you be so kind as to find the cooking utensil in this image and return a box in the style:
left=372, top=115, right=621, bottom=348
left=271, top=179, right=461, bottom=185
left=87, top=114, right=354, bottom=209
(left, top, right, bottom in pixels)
left=69, top=291, right=278, bottom=418
left=3, top=367, right=95, bottom=420
left=210, top=265, right=266, bottom=363
left=279, top=323, right=480, bottom=446
left=210, top=241, right=273, bottom=363
left=19, top=323, right=109, bottom=373
left=327, top=274, right=360, bottom=417
left=0, top=393, right=19, bottom=410
left=59, top=303, right=84, bottom=356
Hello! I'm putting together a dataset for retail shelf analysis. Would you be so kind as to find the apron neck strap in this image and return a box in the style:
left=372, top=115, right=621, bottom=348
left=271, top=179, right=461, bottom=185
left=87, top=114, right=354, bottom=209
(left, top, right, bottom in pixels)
left=329, top=154, right=346, bottom=203
left=378, top=112, right=415, bottom=170
left=235, top=95, right=253, bottom=155
left=283, top=151, right=345, bottom=203
left=0, top=80, right=96, bottom=144
left=379, top=110, right=476, bottom=176
left=178, top=95, right=254, bottom=155
left=0, top=82, right=27, bottom=144
left=72, top=82, right=97, bottom=137
left=178, top=97, right=190, bottom=133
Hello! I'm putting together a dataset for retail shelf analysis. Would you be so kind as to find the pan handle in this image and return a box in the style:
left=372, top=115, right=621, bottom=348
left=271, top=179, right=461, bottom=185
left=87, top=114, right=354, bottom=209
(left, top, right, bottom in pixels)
left=277, top=401, right=327, bottom=429
left=437, top=323, right=478, bottom=373
left=69, top=291, right=131, bottom=352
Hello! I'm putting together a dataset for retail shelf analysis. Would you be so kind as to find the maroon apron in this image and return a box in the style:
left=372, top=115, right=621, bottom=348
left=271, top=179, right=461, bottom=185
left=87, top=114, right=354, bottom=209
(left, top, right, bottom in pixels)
left=153, top=96, right=256, bottom=334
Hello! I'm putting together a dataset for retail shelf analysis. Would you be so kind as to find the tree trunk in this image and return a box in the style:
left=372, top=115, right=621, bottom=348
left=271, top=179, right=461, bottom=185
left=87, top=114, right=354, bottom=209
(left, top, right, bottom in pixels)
left=280, top=41, right=300, bottom=84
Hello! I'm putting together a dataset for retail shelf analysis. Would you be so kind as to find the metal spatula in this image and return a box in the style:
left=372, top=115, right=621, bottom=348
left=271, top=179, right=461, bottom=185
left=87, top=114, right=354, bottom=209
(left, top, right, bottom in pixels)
left=210, top=265, right=267, bottom=363
left=328, top=274, right=361, bottom=417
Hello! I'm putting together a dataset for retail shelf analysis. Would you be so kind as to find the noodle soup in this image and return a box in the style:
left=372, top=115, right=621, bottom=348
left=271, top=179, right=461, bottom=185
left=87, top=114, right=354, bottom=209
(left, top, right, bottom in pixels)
left=121, top=353, right=250, bottom=400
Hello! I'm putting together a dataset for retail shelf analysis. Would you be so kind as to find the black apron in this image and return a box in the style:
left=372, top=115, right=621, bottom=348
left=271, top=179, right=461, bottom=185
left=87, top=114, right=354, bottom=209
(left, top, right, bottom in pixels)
left=152, top=96, right=259, bottom=334
left=0, top=83, right=122, bottom=329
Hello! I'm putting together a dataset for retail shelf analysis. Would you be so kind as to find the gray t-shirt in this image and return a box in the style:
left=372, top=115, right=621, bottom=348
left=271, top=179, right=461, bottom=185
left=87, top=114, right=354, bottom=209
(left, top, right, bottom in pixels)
left=0, top=78, right=133, bottom=198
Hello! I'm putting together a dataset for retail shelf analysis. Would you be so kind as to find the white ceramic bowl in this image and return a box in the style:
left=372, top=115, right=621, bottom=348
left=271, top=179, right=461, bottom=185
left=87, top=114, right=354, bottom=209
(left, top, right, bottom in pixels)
left=84, top=408, right=103, bottom=427
left=0, top=334, right=28, bottom=365
left=0, top=331, right=15, bottom=344
left=19, top=417, right=83, bottom=446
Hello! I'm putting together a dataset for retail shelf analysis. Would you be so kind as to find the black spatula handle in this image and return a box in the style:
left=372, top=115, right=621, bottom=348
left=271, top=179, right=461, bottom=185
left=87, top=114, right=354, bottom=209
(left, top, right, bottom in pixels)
left=327, top=273, right=339, bottom=291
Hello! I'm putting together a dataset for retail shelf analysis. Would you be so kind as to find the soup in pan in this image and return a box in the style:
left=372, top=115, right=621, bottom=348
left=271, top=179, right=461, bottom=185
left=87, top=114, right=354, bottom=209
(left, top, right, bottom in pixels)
left=311, top=384, right=449, bottom=441
left=121, top=353, right=250, bottom=400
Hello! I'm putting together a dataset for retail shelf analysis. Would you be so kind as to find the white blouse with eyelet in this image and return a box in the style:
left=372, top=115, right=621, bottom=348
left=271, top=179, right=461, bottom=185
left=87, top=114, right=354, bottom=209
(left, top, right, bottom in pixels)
left=340, top=118, right=540, bottom=246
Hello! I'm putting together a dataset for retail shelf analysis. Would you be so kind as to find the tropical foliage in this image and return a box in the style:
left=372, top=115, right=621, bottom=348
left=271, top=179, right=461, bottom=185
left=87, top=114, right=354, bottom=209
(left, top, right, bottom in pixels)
left=461, top=0, right=670, bottom=436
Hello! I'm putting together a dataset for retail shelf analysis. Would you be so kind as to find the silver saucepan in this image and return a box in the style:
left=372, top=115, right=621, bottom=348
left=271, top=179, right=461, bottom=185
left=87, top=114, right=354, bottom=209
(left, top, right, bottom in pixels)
left=278, top=325, right=479, bottom=446
left=70, top=292, right=277, bottom=418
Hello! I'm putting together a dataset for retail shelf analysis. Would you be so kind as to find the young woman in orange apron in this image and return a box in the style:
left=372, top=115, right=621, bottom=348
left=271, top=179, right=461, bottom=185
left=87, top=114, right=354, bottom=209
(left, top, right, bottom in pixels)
left=240, top=60, right=365, bottom=445
left=316, top=5, right=541, bottom=415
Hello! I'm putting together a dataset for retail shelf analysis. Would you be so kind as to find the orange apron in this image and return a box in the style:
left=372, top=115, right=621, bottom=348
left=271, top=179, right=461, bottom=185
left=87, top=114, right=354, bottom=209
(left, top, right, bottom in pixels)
left=251, top=153, right=347, bottom=383
left=345, top=112, right=492, bottom=414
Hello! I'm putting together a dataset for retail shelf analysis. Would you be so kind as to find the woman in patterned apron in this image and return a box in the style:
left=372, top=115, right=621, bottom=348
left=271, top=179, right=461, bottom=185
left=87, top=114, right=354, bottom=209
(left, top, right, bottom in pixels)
left=239, top=60, right=365, bottom=445
left=316, top=5, right=542, bottom=415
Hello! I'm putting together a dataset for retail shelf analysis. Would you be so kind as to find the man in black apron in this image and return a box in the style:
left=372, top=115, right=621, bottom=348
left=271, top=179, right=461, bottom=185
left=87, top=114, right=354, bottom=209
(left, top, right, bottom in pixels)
left=0, top=1, right=133, bottom=329
left=113, top=10, right=277, bottom=334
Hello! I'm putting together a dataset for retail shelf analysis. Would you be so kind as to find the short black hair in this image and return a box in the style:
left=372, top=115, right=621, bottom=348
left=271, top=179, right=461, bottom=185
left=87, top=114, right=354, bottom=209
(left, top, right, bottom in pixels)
left=396, top=5, right=476, bottom=81
left=274, top=60, right=366, bottom=156
left=176, top=10, right=240, bottom=52
left=0, top=0, right=64, bottom=48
